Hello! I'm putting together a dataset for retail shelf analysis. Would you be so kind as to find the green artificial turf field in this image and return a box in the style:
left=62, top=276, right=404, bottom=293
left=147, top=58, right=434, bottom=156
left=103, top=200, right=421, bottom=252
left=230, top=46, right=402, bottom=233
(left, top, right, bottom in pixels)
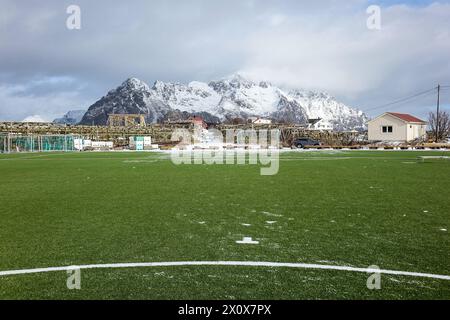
left=0, top=150, right=449, bottom=299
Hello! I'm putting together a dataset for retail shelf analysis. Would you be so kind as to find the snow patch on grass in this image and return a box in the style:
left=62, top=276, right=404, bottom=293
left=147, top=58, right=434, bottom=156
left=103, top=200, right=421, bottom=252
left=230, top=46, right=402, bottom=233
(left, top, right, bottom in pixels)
left=261, top=211, right=283, bottom=217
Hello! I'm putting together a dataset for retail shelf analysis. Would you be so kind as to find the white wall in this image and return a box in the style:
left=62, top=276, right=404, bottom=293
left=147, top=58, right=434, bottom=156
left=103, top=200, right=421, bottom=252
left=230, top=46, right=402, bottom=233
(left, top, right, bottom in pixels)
left=368, top=114, right=407, bottom=141
left=91, top=141, right=113, bottom=149
left=406, top=123, right=427, bottom=142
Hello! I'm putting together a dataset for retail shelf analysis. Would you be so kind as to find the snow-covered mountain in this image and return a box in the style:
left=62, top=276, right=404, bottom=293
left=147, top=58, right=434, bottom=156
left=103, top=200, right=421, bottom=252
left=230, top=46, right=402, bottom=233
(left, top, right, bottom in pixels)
left=53, top=110, right=86, bottom=125
left=79, top=75, right=368, bottom=130
left=288, top=90, right=368, bottom=131
left=80, top=78, right=171, bottom=125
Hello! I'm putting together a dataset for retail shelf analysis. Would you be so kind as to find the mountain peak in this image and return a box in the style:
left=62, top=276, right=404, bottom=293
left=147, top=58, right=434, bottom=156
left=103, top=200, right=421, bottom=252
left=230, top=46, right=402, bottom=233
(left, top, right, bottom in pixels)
left=221, top=73, right=254, bottom=85
left=215, top=73, right=274, bottom=90
left=209, top=73, right=256, bottom=93
left=120, top=77, right=150, bottom=91
left=152, top=80, right=164, bottom=90
left=53, top=109, right=86, bottom=125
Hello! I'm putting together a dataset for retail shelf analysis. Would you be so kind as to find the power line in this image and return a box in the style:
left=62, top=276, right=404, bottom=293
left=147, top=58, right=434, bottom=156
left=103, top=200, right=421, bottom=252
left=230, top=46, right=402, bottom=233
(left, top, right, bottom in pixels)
left=364, top=87, right=437, bottom=113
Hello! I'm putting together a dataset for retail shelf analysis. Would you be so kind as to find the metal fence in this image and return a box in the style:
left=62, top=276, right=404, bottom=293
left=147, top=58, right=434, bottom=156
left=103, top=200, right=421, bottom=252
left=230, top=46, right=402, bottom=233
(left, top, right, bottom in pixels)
left=0, top=134, right=81, bottom=153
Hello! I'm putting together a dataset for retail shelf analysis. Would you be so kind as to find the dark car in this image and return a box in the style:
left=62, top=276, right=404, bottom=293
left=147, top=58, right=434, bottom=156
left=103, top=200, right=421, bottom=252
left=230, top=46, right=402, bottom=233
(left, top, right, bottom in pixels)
left=293, top=138, right=320, bottom=148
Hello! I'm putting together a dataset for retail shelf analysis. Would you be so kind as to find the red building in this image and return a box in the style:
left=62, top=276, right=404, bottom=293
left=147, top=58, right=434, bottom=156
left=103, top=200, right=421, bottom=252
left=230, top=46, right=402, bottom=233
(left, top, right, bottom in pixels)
left=190, top=116, right=208, bottom=129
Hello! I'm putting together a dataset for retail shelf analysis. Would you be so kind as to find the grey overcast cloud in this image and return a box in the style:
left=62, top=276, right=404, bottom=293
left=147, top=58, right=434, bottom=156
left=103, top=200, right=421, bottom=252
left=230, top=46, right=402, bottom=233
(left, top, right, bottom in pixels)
left=0, top=0, right=449, bottom=121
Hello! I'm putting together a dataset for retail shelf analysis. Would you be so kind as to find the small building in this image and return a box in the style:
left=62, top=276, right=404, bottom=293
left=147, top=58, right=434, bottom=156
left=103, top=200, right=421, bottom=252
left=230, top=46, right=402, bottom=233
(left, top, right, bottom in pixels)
left=84, top=140, right=114, bottom=150
left=307, top=118, right=322, bottom=130
left=368, top=112, right=427, bottom=142
left=249, top=117, right=272, bottom=125
left=129, top=136, right=154, bottom=151
left=190, top=116, right=208, bottom=129
left=307, top=118, right=333, bottom=130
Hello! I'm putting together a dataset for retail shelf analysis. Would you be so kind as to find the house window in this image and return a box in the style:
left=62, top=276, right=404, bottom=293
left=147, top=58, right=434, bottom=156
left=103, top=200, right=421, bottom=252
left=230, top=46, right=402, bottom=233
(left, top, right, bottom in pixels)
left=382, top=126, right=393, bottom=133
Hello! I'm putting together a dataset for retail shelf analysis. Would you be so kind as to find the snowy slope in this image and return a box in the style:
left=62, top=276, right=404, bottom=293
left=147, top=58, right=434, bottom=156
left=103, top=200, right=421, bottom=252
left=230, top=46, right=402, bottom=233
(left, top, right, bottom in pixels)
left=289, top=90, right=368, bottom=131
left=22, top=115, right=48, bottom=123
left=150, top=80, right=221, bottom=113
left=209, top=74, right=281, bottom=116
left=53, top=110, right=86, bottom=125
left=80, top=78, right=171, bottom=125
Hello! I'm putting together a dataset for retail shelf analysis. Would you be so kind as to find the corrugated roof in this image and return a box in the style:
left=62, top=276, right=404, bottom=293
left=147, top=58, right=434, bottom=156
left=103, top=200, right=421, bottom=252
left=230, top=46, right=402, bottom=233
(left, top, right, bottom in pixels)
left=387, top=112, right=426, bottom=123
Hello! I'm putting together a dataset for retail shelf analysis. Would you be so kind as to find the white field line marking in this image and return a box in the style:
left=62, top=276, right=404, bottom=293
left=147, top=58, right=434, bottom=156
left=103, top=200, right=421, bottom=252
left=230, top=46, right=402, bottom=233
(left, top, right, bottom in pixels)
left=0, top=261, right=449, bottom=281
left=279, top=157, right=424, bottom=161
left=0, top=157, right=165, bottom=161
left=236, top=237, right=259, bottom=244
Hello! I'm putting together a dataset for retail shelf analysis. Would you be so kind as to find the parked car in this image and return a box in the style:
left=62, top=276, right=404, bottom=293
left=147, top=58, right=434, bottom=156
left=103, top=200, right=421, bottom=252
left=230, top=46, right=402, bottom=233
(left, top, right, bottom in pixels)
left=293, top=138, right=321, bottom=148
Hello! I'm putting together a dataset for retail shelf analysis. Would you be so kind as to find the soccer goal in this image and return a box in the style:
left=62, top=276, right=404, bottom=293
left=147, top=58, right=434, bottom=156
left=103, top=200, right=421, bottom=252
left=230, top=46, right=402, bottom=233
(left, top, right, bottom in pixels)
left=0, top=134, right=81, bottom=153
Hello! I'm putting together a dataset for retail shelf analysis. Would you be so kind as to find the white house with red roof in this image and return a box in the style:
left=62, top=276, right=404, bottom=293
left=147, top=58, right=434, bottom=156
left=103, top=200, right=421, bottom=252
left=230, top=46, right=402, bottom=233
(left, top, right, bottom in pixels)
left=368, top=112, right=427, bottom=142
left=189, top=116, right=208, bottom=129
left=248, top=117, right=272, bottom=125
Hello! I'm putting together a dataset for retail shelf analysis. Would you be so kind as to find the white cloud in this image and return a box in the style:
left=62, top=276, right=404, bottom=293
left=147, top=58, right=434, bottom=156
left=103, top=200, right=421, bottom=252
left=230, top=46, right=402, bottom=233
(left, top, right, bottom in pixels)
left=0, top=0, right=448, bottom=120
left=268, top=14, right=288, bottom=27
left=240, top=3, right=450, bottom=115
left=0, top=81, right=90, bottom=122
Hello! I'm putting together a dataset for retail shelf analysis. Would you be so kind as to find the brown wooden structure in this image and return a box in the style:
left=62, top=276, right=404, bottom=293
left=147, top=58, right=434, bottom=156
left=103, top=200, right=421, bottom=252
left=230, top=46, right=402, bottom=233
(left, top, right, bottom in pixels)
left=107, top=114, right=146, bottom=127
left=0, top=121, right=367, bottom=148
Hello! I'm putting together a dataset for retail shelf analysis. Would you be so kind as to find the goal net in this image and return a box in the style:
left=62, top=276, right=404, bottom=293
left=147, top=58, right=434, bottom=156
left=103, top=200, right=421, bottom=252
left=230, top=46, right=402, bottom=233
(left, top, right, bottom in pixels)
left=0, top=134, right=80, bottom=153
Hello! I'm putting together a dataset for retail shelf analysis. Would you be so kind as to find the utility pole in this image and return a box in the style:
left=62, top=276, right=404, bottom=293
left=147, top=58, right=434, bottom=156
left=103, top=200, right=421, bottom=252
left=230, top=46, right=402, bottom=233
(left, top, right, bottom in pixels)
left=436, top=84, right=440, bottom=143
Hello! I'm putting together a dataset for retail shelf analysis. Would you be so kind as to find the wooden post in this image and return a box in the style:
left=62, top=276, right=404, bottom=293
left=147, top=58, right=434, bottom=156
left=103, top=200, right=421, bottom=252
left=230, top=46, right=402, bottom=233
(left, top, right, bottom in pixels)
left=436, top=84, right=440, bottom=142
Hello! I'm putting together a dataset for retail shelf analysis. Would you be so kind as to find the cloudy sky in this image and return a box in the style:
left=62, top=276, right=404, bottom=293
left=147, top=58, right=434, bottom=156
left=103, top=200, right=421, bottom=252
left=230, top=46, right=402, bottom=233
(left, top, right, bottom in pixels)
left=0, top=0, right=449, bottom=121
